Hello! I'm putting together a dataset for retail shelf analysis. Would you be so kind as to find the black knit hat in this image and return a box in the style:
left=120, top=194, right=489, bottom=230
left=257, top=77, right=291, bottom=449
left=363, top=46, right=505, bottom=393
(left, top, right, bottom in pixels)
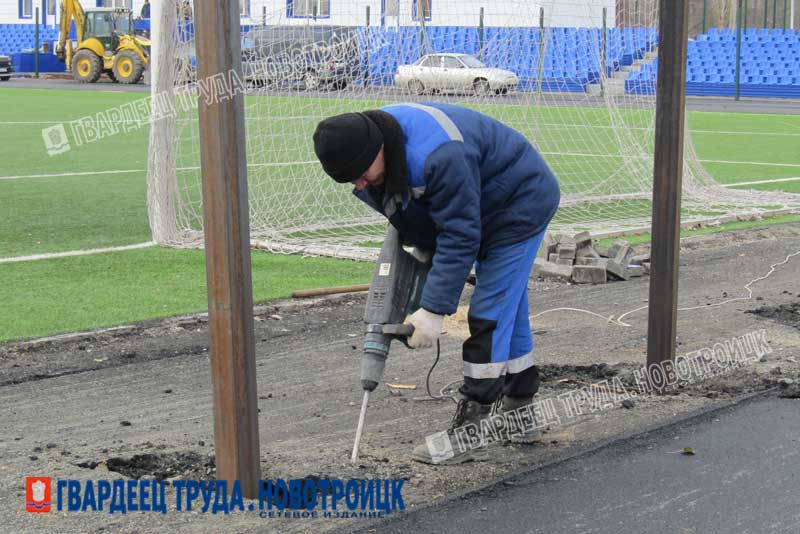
left=313, top=112, right=384, bottom=183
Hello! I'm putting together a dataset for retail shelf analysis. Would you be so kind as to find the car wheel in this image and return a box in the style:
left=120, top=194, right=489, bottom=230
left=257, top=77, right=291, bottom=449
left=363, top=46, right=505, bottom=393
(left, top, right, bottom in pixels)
left=408, top=79, right=425, bottom=95
left=0, top=76, right=10, bottom=82
left=473, top=78, right=491, bottom=97
left=304, top=70, right=320, bottom=90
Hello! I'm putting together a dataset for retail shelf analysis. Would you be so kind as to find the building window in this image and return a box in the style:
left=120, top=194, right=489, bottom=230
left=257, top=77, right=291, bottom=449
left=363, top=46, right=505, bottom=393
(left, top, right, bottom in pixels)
left=48, top=0, right=55, bottom=16
left=288, top=0, right=330, bottom=19
left=97, top=0, right=132, bottom=7
left=240, top=0, right=250, bottom=17
left=20, top=0, right=33, bottom=18
left=412, top=0, right=431, bottom=21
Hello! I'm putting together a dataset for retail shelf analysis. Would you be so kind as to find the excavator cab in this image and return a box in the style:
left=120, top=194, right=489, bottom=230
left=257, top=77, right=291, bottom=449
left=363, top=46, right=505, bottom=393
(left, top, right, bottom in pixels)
left=85, top=11, right=117, bottom=53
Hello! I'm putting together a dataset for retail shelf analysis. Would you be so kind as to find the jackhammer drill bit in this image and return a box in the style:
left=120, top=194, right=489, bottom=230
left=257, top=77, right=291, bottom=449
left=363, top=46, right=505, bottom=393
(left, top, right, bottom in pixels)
left=351, top=390, right=371, bottom=464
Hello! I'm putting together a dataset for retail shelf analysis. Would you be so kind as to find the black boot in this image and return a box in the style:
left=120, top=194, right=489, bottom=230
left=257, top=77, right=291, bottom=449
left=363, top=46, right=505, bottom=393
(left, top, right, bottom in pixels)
left=411, top=395, right=495, bottom=464
left=499, top=395, right=543, bottom=444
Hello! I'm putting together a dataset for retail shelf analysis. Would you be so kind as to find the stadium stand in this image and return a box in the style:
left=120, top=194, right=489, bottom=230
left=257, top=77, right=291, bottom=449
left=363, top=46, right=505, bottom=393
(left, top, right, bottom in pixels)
left=627, top=28, right=800, bottom=98
left=0, top=24, right=60, bottom=56
left=0, top=24, right=64, bottom=73
left=2, top=21, right=795, bottom=97
left=359, top=26, right=658, bottom=92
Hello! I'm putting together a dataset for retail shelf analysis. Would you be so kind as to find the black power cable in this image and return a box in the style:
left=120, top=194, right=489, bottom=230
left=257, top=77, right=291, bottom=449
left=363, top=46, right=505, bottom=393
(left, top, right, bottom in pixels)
left=424, top=339, right=458, bottom=403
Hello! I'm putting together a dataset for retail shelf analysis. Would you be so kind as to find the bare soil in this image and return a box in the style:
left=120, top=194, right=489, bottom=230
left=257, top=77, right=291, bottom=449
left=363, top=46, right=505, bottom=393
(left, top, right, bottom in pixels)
left=2, top=224, right=800, bottom=533
left=748, top=302, right=800, bottom=330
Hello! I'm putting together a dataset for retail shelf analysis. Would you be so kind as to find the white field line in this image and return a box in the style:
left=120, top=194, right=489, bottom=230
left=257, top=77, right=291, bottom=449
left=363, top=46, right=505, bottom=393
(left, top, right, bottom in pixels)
left=540, top=151, right=800, bottom=168
left=0, top=120, right=151, bottom=125
left=174, top=161, right=321, bottom=173
left=0, top=161, right=319, bottom=181
left=691, top=129, right=800, bottom=137
left=532, top=125, right=800, bottom=137
left=721, top=176, right=800, bottom=187
left=698, top=159, right=800, bottom=168
left=0, top=115, right=320, bottom=126
left=0, top=242, right=156, bottom=264
left=0, top=169, right=144, bottom=180
left=4, top=116, right=799, bottom=137
left=498, top=119, right=800, bottom=137
left=3, top=153, right=799, bottom=182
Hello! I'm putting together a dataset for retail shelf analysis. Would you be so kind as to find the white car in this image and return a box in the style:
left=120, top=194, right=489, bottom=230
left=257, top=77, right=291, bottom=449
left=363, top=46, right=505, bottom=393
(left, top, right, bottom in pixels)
left=394, top=53, right=519, bottom=96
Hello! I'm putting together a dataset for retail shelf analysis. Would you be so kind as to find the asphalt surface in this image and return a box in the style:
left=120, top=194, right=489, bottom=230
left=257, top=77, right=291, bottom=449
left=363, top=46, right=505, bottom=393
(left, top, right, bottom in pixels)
left=366, top=395, right=800, bottom=534
left=4, top=76, right=799, bottom=114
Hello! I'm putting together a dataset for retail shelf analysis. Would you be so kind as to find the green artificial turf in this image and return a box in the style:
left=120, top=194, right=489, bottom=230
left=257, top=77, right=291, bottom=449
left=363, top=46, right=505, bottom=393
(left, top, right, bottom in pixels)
left=2, top=88, right=798, bottom=258
left=1, top=86, right=798, bottom=340
left=0, top=246, right=372, bottom=342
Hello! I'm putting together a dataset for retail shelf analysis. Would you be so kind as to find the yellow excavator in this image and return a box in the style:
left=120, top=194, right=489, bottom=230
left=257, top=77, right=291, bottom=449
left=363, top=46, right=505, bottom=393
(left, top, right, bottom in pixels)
left=56, top=0, right=150, bottom=84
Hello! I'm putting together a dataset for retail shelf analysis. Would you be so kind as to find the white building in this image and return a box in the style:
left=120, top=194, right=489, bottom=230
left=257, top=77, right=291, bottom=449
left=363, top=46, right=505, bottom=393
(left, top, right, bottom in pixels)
left=0, top=1, right=616, bottom=29
left=1, top=0, right=149, bottom=27
left=242, top=1, right=616, bottom=29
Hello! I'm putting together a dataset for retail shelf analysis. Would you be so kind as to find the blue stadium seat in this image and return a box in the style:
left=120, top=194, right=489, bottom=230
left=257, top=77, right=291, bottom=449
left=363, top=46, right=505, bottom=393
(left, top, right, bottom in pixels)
left=365, top=25, right=798, bottom=93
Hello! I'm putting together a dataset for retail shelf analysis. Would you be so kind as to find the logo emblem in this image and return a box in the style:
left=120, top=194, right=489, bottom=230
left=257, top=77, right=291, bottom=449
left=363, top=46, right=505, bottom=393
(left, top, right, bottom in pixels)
left=425, top=431, right=454, bottom=464
left=26, top=477, right=51, bottom=513
left=42, top=124, right=71, bottom=156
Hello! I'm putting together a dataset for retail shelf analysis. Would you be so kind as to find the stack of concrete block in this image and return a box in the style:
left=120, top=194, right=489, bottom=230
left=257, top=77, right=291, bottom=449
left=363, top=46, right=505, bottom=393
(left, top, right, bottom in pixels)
left=533, top=233, right=650, bottom=284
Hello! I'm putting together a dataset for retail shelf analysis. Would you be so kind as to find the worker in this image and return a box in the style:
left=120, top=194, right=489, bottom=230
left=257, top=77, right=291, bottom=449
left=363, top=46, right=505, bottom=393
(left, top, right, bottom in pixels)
left=313, top=103, right=561, bottom=464
left=181, top=0, right=192, bottom=21
left=140, top=0, right=150, bottom=19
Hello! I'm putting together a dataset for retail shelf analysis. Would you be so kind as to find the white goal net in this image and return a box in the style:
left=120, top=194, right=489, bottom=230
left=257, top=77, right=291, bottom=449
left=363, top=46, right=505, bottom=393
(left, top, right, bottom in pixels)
left=147, top=0, right=800, bottom=258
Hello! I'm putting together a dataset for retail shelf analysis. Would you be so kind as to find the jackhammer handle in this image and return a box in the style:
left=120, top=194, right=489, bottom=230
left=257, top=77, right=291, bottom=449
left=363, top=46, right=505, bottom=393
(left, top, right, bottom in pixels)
left=382, top=323, right=415, bottom=337
left=384, top=323, right=415, bottom=349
